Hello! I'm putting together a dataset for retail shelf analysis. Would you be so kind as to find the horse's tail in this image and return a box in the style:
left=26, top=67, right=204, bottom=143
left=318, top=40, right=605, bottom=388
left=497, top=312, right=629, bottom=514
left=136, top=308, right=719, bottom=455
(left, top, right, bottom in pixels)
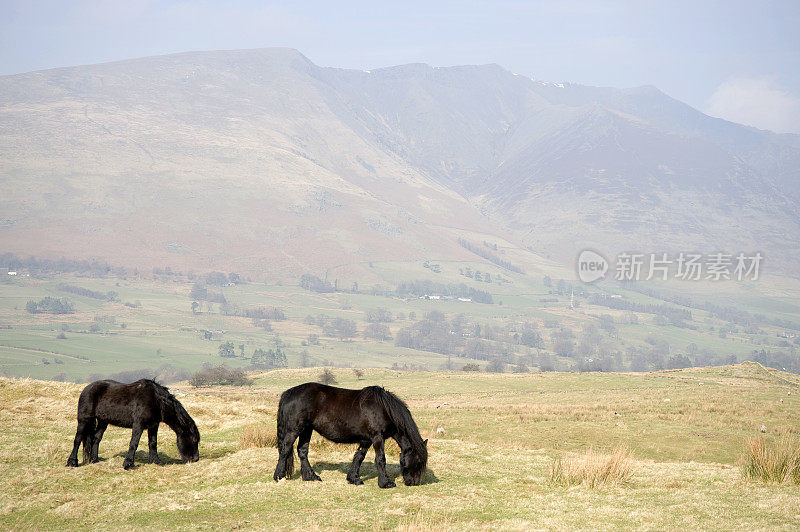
left=276, top=394, right=294, bottom=479
left=81, top=418, right=95, bottom=463
left=76, top=386, right=96, bottom=463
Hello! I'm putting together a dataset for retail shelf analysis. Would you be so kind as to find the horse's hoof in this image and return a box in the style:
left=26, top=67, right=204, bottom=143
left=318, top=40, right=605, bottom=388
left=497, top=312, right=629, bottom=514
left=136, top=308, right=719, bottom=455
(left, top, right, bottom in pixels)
left=379, top=481, right=396, bottom=489
left=66, top=459, right=78, bottom=467
left=123, top=460, right=134, bottom=470
left=152, top=459, right=164, bottom=466
left=347, top=477, right=364, bottom=485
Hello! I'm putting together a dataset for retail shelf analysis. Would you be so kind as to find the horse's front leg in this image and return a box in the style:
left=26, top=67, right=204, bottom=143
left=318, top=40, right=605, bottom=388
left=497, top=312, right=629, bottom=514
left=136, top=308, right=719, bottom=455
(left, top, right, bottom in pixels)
left=148, top=426, right=164, bottom=465
left=347, top=441, right=370, bottom=485
left=122, top=424, right=144, bottom=470
left=373, top=437, right=396, bottom=488
left=297, top=428, right=321, bottom=481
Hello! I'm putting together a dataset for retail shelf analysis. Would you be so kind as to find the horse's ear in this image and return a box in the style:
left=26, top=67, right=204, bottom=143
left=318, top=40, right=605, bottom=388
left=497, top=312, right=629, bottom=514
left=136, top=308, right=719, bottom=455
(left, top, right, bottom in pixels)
left=424, top=439, right=428, bottom=446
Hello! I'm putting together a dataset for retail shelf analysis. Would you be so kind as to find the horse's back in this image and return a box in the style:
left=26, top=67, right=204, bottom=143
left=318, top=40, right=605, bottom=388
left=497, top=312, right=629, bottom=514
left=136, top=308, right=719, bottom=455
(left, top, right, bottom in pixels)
left=77, top=379, right=159, bottom=427
left=278, top=382, right=388, bottom=443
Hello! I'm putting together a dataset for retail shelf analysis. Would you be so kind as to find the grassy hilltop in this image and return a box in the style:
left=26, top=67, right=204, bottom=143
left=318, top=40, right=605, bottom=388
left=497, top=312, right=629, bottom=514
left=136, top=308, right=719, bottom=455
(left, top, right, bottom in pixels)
left=2, top=364, right=800, bottom=530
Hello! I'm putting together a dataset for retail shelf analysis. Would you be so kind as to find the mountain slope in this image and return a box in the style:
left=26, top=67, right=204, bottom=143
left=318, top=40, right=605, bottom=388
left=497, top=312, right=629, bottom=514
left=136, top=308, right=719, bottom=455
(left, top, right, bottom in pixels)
left=1, top=48, right=798, bottom=278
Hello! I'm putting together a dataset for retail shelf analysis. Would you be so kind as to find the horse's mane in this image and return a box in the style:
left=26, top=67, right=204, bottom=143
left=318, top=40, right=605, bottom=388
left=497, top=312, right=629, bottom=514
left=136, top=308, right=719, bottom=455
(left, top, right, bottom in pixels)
left=361, top=386, right=426, bottom=456
left=144, top=379, right=196, bottom=433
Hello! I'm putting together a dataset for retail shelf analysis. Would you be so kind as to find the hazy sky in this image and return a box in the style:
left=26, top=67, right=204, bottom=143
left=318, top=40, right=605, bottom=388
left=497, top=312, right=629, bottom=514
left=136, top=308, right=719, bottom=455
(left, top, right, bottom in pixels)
left=2, top=0, right=799, bottom=133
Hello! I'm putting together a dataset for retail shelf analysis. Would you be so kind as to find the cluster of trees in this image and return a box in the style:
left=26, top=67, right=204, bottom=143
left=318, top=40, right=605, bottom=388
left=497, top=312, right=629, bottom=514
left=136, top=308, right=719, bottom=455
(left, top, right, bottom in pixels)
left=190, top=283, right=227, bottom=304
left=587, top=294, right=692, bottom=323
left=1, top=253, right=123, bottom=278
left=26, top=297, right=75, bottom=314
left=456, top=238, right=524, bottom=274
left=304, top=314, right=358, bottom=340
left=251, top=348, right=288, bottom=369
left=299, top=274, right=335, bottom=293
left=458, top=267, right=492, bottom=283
left=219, top=303, right=286, bottom=321
left=57, top=283, right=118, bottom=301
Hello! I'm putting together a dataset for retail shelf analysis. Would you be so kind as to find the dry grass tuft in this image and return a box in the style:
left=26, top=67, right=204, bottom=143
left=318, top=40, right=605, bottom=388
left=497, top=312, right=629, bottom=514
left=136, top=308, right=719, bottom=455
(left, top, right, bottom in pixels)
left=550, top=447, right=633, bottom=488
left=238, top=423, right=277, bottom=450
left=393, top=510, right=450, bottom=531
left=741, top=436, right=800, bottom=484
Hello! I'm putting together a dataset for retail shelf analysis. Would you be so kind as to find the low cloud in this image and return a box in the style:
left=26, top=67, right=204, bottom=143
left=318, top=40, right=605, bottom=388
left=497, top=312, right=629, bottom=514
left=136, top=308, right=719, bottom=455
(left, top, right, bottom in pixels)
left=705, top=77, right=800, bottom=134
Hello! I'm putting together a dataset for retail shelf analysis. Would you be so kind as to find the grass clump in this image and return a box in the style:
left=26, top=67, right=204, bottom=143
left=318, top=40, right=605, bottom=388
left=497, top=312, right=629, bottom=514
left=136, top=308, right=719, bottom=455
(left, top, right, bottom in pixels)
left=741, top=436, right=800, bottom=484
left=550, top=447, right=633, bottom=488
left=238, top=423, right=277, bottom=449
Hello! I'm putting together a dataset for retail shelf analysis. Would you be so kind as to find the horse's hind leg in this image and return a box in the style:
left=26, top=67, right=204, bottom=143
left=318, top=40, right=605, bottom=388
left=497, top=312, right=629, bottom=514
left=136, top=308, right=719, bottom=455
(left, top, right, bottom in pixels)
left=147, top=426, right=164, bottom=465
left=90, top=420, right=107, bottom=463
left=273, top=430, right=297, bottom=481
left=373, top=437, right=396, bottom=489
left=297, top=428, right=321, bottom=481
left=346, top=441, right=370, bottom=485
left=66, top=419, right=91, bottom=467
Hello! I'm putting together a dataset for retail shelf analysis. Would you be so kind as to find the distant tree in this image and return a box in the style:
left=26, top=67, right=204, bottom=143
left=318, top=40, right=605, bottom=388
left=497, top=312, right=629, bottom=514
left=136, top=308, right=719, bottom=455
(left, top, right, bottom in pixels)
left=352, top=368, right=364, bottom=379
left=666, top=354, right=693, bottom=369
left=543, top=275, right=552, bottom=288
left=218, top=341, right=236, bottom=358
left=363, top=323, right=392, bottom=341
left=556, top=279, right=566, bottom=296
left=333, top=318, right=357, bottom=340
left=426, top=310, right=445, bottom=322
left=486, top=358, right=506, bottom=373
left=239, top=344, right=246, bottom=358
left=462, top=363, right=481, bottom=372
left=365, top=307, right=393, bottom=323
left=307, top=334, right=320, bottom=345
left=553, top=338, right=576, bottom=357
left=204, top=272, right=229, bottom=285
left=191, top=301, right=200, bottom=314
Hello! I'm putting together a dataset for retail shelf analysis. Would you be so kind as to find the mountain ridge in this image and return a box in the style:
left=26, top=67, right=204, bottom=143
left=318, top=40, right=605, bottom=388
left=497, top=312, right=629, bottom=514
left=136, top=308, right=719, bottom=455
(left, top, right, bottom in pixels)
left=1, top=48, right=798, bottom=279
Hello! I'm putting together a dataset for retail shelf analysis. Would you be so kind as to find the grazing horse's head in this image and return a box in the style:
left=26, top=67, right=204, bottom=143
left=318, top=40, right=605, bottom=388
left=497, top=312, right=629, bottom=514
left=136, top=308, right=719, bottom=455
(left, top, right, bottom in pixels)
left=177, top=421, right=200, bottom=463
left=400, top=439, right=428, bottom=486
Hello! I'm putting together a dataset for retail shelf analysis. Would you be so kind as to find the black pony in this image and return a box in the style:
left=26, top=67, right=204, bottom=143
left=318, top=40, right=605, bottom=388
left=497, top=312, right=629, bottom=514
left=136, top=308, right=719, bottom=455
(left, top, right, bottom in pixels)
left=273, top=383, right=428, bottom=488
left=66, top=379, right=200, bottom=469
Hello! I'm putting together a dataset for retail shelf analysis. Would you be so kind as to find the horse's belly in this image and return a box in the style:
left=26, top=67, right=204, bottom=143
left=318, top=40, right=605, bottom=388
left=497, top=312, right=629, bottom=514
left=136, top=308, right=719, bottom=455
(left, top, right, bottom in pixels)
left=312, top=423, right=363, bottom=444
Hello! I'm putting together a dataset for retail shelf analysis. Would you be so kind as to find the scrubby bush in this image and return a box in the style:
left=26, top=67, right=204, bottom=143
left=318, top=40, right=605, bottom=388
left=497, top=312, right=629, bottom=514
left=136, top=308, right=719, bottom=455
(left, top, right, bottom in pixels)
left=462, top=363, right=481, bottom=372
left=318, top=368, right=337, bottom=385
left=190, top=365, right=252, bottom=387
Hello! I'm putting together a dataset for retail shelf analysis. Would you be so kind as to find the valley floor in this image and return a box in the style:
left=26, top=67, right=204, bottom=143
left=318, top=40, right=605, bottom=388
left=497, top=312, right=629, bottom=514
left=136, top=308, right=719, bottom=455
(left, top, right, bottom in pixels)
left=2, top=364, right=800, bottom=530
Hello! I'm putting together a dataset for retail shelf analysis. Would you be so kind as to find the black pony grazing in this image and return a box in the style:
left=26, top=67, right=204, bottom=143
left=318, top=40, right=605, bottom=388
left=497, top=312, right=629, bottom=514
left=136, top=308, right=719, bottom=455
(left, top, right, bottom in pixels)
left=273, top=383, right=428, bottom=488
left=66, top=379, right=200, bottom=469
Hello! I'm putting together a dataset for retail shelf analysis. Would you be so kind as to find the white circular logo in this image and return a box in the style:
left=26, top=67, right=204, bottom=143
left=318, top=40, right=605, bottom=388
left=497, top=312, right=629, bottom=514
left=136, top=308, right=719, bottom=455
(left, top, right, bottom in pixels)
left=576, top=249, right=608, bottom=283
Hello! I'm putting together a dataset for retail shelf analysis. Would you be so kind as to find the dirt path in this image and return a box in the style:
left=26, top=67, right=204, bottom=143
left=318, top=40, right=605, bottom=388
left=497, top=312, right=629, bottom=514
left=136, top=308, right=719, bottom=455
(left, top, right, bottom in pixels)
left=0, top=345, right=90, bottom=362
